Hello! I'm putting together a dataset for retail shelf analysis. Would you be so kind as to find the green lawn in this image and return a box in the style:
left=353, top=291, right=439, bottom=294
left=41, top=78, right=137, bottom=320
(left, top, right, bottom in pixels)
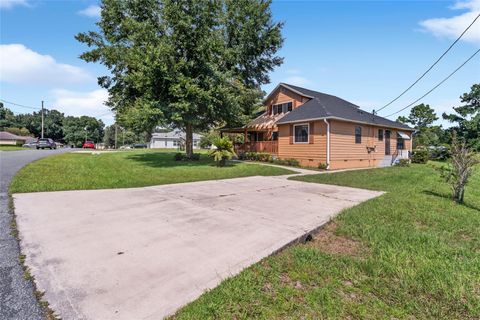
left=10, top=150, right=293, bottom=193
left=172, top=163, right=480, bottom=319
left=0, top=145, right=25, bottom=151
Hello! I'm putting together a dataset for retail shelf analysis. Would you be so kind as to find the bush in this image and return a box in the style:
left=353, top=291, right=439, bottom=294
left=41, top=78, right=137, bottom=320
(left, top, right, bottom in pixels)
left=174, top=153, right=184, bottom=161
left=397, top=158, right=410, bottom=167
left=411, top=149, right=429, bottom=164
left=274, top=158, right=300, bottom=167
left=318, top=163, right=328, bottom=170
left=174, top=153, right=201, bottom=161
left=242, top=152, right=272, bottom=162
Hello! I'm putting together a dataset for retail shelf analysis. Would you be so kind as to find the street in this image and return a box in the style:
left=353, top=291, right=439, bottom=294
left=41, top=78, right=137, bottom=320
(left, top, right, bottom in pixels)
left=0, top=148, right=73, bottom=320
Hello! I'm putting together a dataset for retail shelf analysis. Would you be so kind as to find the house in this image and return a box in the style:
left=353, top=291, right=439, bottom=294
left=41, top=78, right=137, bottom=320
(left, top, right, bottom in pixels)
left=149, top=129, right=203, bottom=149
left=223, top=83, right=414, bottom=170
left=0, top=131, right=29, bottom=146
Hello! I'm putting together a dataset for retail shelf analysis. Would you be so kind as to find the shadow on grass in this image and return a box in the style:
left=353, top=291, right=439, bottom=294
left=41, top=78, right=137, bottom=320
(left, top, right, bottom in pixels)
left=126, top=152, right=239, bottom=169
left=422, top=190, right=480, bottom=212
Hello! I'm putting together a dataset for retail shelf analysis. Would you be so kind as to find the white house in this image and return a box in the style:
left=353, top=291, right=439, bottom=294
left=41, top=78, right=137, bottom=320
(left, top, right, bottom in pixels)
left=149, top=129, right=202, bottom=149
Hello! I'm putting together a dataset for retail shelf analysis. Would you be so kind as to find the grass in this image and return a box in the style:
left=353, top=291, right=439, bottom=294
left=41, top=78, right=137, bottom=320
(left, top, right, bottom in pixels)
left=9, top=150, right=294, bottom=193
left=0, top=145, right=25, bottom=151
left=171, top=163, right=480, bottom=319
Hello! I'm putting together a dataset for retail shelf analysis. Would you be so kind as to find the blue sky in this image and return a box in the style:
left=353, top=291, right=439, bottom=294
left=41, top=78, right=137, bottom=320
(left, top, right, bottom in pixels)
left=1, top=0, right=479, bottom=126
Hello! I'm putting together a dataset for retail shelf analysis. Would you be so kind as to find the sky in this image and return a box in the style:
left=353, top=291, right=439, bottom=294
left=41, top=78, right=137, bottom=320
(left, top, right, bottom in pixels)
left=0, top=0, right=479, bottom=127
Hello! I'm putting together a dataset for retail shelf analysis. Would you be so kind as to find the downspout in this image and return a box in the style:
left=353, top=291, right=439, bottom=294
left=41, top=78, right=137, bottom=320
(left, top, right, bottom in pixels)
left=323, top=119, right=330, bottom=170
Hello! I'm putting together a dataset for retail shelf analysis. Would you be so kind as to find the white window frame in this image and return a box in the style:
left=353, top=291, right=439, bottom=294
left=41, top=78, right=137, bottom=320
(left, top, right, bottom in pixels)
left=293, top=123, right=309, bottom=144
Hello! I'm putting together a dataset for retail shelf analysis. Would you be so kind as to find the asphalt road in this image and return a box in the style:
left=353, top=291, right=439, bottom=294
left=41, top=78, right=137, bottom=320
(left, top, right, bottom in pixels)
left=0, top=148, right=74, bottom=320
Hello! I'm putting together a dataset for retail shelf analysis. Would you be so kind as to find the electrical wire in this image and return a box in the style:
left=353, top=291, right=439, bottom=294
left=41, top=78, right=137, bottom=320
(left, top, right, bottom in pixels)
left=377, top=13, right=480, bottom=112
left=0, top=98, right=39, bottom=110
left=385, top=48, right=480, bottom=118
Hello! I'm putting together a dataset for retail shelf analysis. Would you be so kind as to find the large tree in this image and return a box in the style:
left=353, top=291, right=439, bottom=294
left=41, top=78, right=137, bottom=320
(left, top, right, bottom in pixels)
left=397, top=103, right=445, bottom=148
left=14, top=109, right=65, bottom=140
left=76, top=0, right=283, bottom=157
left=63, top=116, right=105, bottom=147
left=443, top=84, right=480, bottom=150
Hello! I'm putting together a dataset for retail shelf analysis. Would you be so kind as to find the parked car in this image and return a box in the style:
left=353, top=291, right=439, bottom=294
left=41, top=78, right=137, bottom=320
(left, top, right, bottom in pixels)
left=132, top=143, right=148, bottom=149
left=36, top=138, right=56, bottom=150
left=23, top=141, right=37, bottom=148
left=82, top=140, right=95, bottom=149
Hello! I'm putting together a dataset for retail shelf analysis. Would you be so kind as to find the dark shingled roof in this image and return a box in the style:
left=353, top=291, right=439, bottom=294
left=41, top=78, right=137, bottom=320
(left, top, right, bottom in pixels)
left=276, top=83, right=413, bottom=131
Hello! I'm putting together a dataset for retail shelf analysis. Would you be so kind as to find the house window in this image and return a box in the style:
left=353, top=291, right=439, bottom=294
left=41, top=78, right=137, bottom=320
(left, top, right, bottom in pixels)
left=397, top=138, right=404, bottom=150
left=272, top=132, right=278, bottom=141
left=272, top=102, right=293, bottom=115
left=173, top=140, right=179, bottom=147
left=378, top=129, right=384, bottom=141
left=355, top=126, right=362, bottom=144
left=294, top=124, right=309, bottom=143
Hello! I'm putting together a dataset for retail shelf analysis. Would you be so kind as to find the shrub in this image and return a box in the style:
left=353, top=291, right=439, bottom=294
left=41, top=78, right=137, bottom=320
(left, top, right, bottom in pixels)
left=242, top=152, right=272, bottom=162
left=174, top=153, right=184, bottom=161
left=397, top=158, right=410, bottom=167
left=209, top=137, right=236, bottom=167
left=190, top=153, right=201, bottom=161
left=318, top=163, right=328, bottom=170
left=411, top=149, right=429, bottom=164
left=274, top=158, right=300, bottom=167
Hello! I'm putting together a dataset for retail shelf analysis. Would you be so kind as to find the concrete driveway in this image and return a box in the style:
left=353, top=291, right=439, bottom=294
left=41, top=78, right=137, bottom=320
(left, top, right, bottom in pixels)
left=14, top=175, right=382, bottom=319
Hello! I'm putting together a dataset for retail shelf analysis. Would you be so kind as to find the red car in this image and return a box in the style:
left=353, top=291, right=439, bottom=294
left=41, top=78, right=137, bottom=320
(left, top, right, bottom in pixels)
left=82, top=140, right=95, bottom=149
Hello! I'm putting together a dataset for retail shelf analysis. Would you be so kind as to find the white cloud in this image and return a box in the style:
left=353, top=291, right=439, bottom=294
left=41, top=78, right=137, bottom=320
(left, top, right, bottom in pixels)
left=78, top=5, right=101, bottom=18
left=0, top=44, right=92, bottom=85
left=419, top=0, right=480, bottom=45
left=52, top=89, right=113, bottom=123
left=283, top=76, right=312, bottom=87
left=0, top=0, right=29, bottom=9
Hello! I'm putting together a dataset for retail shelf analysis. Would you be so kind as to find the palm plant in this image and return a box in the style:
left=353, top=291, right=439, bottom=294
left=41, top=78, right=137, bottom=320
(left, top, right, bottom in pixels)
left=209, top=137, right=236, bottom=167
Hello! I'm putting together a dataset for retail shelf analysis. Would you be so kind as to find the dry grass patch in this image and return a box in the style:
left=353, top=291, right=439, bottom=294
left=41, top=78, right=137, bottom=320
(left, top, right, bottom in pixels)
left=309, top=222, right=367, bottom=257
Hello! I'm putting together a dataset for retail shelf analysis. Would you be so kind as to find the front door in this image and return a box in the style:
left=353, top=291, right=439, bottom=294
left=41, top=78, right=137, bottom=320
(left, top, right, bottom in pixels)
left=385, top=130, right=391, bottom=155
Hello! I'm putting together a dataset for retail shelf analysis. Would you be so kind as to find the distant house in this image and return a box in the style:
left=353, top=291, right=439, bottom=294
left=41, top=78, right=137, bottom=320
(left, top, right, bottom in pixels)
left=149, top=129, right=202, bottom=149
left=222, top=83, right=414, bottom=170
left=0, top=131, right=29, bottom=146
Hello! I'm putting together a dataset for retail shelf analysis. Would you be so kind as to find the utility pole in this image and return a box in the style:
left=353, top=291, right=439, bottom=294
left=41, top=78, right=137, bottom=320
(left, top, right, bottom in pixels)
left=114, top=124, right=118, bottom=149
left=41, top=100, right=44, bottom=138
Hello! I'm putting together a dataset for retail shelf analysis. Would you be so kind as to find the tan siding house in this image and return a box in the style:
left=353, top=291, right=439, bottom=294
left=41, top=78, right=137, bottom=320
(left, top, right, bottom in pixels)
left=224, top=83, right=414, bottom=170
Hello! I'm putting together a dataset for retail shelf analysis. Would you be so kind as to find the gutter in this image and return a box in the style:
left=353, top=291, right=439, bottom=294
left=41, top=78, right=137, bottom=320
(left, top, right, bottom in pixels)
left=323, top=118, right=330, bottom=170
left=278, top=116, right=415, bottom=132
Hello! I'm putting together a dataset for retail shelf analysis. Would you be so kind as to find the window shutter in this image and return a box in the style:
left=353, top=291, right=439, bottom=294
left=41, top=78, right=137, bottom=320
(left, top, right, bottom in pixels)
left=309, top=122, right=314, bottom=144
left=289, top=125, right=293, bottom=144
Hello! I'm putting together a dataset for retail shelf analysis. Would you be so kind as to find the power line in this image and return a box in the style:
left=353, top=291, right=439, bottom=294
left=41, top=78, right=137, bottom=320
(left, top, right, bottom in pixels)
left=385, top=48, right=480, bottom=118
left=0, top=98, right=39, bottom=110
left=377, top=13, right=480, bottom=113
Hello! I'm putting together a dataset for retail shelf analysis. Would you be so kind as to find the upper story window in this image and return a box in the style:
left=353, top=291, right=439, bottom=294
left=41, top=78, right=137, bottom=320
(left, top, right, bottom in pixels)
left=378, top=129, right=384, bottom=141
left=355, top=126, right=362, bottom=144
left=294, top=124, right=309, bottom=143
left=272, top=102, right=293, bottom=115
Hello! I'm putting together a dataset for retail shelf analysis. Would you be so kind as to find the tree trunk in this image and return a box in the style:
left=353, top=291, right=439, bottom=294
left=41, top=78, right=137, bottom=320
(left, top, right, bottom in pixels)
left=185, top=123, right=193, bottom=158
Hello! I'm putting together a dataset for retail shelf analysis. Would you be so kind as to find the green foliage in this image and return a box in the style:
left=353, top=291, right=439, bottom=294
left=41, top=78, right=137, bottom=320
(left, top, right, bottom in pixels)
left=318, top=162, right=328, bottom=170
left=411, top=149, right=429, bottom=164
left=396, top=158, right=410, bottom=167
left=76, top=0, right=283, bottom=157
left=199, top=130, right=220, bottom=149
left=209, top=137, right=236, bottom=167
left=103, top=124, right=143, bottom=148
left=174, top=153, right=201, bottom=161
left=63, top=116, right=105, bottom=147
left=274, top=158, right=300, bottom=167
left=4, top=127, right=32, bottom=137
left=242, top=152, right=272, bottom=162
left=443, top=84, right=480, bottom=150
left=397, top=103, right=438, bottom=128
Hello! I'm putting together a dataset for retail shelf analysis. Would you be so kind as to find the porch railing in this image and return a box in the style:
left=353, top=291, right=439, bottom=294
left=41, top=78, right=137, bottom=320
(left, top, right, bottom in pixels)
left=235, top=141, right=278, bottom=155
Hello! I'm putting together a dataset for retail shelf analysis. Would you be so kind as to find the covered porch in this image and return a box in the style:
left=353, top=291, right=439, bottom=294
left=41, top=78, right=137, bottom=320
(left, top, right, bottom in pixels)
left=221, top=127, right=278, bottom=155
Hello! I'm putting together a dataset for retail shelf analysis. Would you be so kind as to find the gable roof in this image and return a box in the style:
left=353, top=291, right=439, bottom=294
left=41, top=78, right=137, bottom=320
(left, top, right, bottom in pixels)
left=275, top=83, right=413, bottom=131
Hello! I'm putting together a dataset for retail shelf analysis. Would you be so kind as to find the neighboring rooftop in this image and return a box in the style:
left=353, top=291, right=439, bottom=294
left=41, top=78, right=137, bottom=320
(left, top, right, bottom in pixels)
left=151, top=130, right=202, bottom=140
left=274, top=83, right=413, bottom=131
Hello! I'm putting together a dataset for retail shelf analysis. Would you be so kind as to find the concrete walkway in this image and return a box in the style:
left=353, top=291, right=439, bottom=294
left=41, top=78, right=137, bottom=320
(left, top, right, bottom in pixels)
left=14, top=174, right=383, bottom=320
